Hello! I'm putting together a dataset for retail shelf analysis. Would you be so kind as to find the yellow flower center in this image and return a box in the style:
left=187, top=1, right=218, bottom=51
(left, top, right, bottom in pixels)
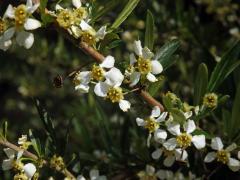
left=107, top=87, right=123, bottom=103
left=136, top=56, right=152, bottom=74
left=203, top=93, right=218, bottom=108
left=91, top=65, right=104, bottom=81
left=0, top=19, right=6, bottom=34
left=176, top=133, right=192, bottom=149
left=56, top=10, right=74, bottom=29
left=13, top=160, right=24, bottom=171
left=50, top=155, right=65, bottom=171
left=144, top=118, right=159, bottom=133
left=73, top=7, right=87, bottom=24
left=14, top=173, right=28, bottom=180
left=216, top=150, right=229, bottom=164
left=81, top=31, right=96, bottom=46
left=15, top=5, right=28, bottom=29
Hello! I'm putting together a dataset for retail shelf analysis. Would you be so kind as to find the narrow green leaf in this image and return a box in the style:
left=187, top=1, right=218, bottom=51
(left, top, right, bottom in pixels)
left=207, top=41, right=240, bottom=92
left=193, top=63, right=208, bottom=105
left=162, top=96, right=173, bottom=111
left=144, top=10, right=154, bottom=50
left=155, top=39, right=180, bottom=69
left=29, top=130, right=41, bottom=157
left=230, top=84, right=240, bottom=138
left=148, top=76, right=165, bottom=97
left=111, top=0, right=140, bottom=29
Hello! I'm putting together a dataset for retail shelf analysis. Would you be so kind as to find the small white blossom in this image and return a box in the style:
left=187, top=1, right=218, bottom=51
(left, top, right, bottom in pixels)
left=0, top=0, right=41, bottom=50
left=204, top=137, right=240, bottom=172
left=128, top=40, right=163, bottom=86
left=136, top=106, right=168, bottom=146
left=163, top=120, right=206, bottom=151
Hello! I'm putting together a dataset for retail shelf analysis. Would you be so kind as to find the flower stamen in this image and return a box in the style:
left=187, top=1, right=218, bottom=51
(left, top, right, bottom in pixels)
left=107, top=87, right=123, bottom=103
left=176, top=133, right=192, bottom=149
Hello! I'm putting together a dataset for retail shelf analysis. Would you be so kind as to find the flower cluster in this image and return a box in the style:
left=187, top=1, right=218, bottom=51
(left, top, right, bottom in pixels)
left=2, top=135, right=37, bottom=179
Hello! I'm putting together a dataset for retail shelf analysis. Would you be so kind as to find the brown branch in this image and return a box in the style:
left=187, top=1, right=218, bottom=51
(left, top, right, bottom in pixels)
left=0, top=139, right=76, bottom=179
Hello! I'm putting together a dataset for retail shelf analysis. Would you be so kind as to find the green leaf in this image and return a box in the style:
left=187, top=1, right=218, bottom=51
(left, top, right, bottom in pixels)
left=111, top=0, right=140, bottom=29
left=29, top=130, right=42, bottom=157
left=171, top=108, right=186, bottom=125
left=40, top=0, right=54, bottom=26
left=148, top=76, right=165, bottom=97
left=155, top=39, right=180, bottom=69
left=207, top=41, right=240, bottom=92
left=162, top=95, right=173, bottom=111
left=193, top=63, right=208, bottom=105
left=91, top=0, right=121, bottom=22
left=218, top=95, right=230, bottom=106
left=229, top=84, right=240, bottom=138
left=193, top=129, right=213, bottom=139
left=144, top=10, right=155, bottom=51
left=0, top=121, right=8, bottom=140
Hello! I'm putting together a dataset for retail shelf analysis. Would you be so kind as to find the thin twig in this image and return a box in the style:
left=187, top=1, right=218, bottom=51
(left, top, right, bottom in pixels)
left=0, top=139, right=76, bottom=179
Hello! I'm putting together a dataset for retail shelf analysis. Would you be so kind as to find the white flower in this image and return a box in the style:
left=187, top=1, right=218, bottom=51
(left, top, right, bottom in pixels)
left=2, top=148, right=24, bottom=171
left=128, top=40, right=163, bottom=86
left=89, top=169, right=107, bottom=180
left=138, top=165, right=158, bottom=180
left=163, top=120, right=206, bottom=151
left=74, top=56, right=115, bottom=93
left=94, top=67, right=131, bottom=112
left=136, top=106, right=168, bottom=146
left=23, top=163, right=37, bottom=179
left=79, top=20, right=107, bottom=45
left=151, top=147, right=188, bottom=167
left=0, top=0, right=41, bottom=50
left=204, top=137, right=240, bottom=172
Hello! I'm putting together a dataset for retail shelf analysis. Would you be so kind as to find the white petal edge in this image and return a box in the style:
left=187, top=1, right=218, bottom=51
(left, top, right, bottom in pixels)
left=94, top=82, right=109, bottom=97
left=151, top=148, right=163, bottom=160
left=167, top=123, right=181, bottom=136
left=72, top=0, right=82, bottom=8
left=24, top=18, right=41, bottom=30
left=119, top=100, right=131, bottom=112
left=90, top=169, right=99, bottom=179
left=133, top=40, right=142, bottom=56
left=96, top=26, right=107, bottom=40
left=192, top=135, right=206, bottom=149
left=204, top=152, right=216, bottom=163
left=130, top=53, right=137, bottom=65
left=163, top=138, right=177, bottom=151
left=163, top=155, right=175, bottom=167
left=80, top=20, right=93, bottom=31
left=151, top=60, right=163, bottom=75
left=23, top=163, right=36, bottom=178
left=154, top=129, right=167, bottom=141
left=211, top=137, right=223, bottom=151
left=142, top=47, right=154, bottom=59
left=129, top=71, right=141, bottom=87
left=228, top=158, right=240, bottom=172
left=105, top=67, right=124, bottom=87
left=150, top=106, right=161, bottom=118
left=16, top=31, right=34, bottom=49
left=100, top=55, right=115, bottom=68
left=146, top=73, right=157, bottom=82
left=4, top=5, right=15, bottom=19
left=136, top=118, right=145, bottom=127
left=183, top=120, right=196, bottom=134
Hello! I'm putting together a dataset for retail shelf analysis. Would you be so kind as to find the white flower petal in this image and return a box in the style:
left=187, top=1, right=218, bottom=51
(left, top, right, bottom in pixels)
left=27, top=3, right=40, bottom=14
left=146, top=165, right=155, bottom=176
left=151, top=148, right=163, bottom=160
left=90, top=169, right=99, bottom=180
left=142, top=47, right=154, bottom=59
left=55, top=4, right=64, bottom=11
left=151, top=60, right=163, bottom=75
left=79, top=71, right=91, bottom=84
left=238, top=151, right=240, bottom=160
left=26, top=0, right=33, bottom=8
left=154, top=129, right=167, bottom=141
left=175, top=148, right=188, bottom=161
left=100, top=56, right=115, bottom=68
left=80, top=20, right=93, bottom=31
left=77, top=175, right=86, bottom=180
left=3, top=148, right=15, bottom=159
left=16, top=31, right=34, bottom=49
left=146, top=73, right=157, bottom=82
left=75, top=84, right=89, bottom=93
left=184, top=111, right=192, bottom=119
left=226, top=143, right=237, bottom=152
left=24, top=18, right=41, bottom=30
left=192, top=135, right=206, bottom=149
left=156, top=112, right=168, bottom=122
left=167, top=123, right=181, bottom=136
left=163, top=138, right=177, bottom=151
left=156, top=170, right=174, bottom=180
left=17, top=150, right=24, bottom=160
left=183, top=120, right=196, bottom=134
left=130, top=53, right=137, bottom=65
left=136, top=118, right=146, bottom=127
left=133, top=40, right=142, bottom=56
left=2, top=159, right=13, bottom=171
left=105, top=67, right=124, bottom=87
left=150, top=106, right=161, bottom=118
left=96, top=26, right=107, bottom=40
left=23, top=163, right=36, bottom=178
left=204, top=152, right=216, bottom=163
left=94, top=82, right=109, bottom=97
left=129, top=71, right=141, bottom=87
left=3, top=27, right=15, bottom=40
left=72, top=0, right=82, bottom=8
left=228, top=158, right=240, bottom=172
left=4, top=5, right=15, bottom=19
left=0, top=38, right=12, bottom=51
left=163, top=155, right=175, bottom=167
left=211, top=137, right=223, bottom=151
left=119, top=100, right=131, bottom=112
left=147, top=133, right=152, bottom=147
